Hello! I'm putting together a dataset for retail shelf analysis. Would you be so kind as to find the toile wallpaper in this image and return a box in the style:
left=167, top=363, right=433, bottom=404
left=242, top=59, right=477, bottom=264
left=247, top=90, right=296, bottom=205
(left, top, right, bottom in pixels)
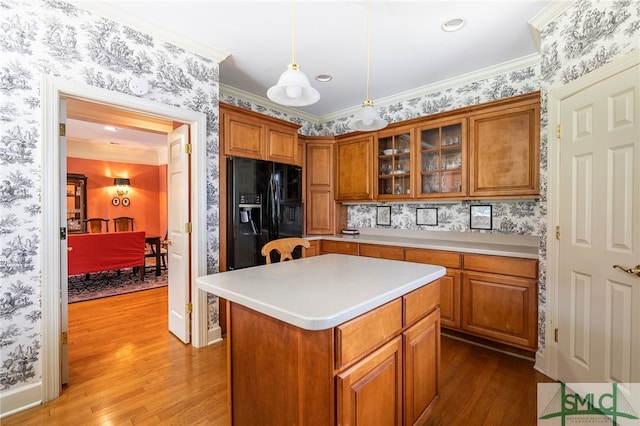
left=1, top=0, right=639, bottom=407
left=221, top=0, right=639, bottom=355
left=0, top=0, right=221, bottom=394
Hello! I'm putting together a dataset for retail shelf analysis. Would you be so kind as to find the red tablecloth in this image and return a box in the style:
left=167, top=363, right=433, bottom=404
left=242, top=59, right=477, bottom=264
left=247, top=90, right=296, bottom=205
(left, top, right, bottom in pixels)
left=68, top=231, right=146, bottom=275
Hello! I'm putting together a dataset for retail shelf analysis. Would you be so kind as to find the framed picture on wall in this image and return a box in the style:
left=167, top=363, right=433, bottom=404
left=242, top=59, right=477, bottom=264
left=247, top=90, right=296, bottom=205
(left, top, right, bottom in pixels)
left=470, top=205, right=492, bottom=230
left=416, top=207, right=438, bottom=226
left=376, top=206, right=391, bottom=226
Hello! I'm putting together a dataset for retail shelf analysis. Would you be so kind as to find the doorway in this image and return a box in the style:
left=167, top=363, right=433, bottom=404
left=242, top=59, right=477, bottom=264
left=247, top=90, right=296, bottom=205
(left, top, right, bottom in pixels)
left=41, top=76, right=214, bottom=402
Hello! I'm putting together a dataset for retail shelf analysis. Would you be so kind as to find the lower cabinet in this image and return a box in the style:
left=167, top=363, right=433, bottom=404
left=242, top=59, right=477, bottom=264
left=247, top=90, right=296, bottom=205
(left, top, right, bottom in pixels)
left=461, top=271, right=537, bottom=350
left=337, top=336, right=403, bottom=426
left=323, top=242, right=538, bottom=352
left=403, top=308, right=441, bottom=426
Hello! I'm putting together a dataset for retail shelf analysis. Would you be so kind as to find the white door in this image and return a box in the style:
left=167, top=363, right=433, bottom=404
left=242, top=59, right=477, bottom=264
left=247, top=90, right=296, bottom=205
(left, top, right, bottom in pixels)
left=557, top=64, right=640, bottom=383
left=59, top=98, right=69, bottom=384
left=167, top=125, right=191, bottom=343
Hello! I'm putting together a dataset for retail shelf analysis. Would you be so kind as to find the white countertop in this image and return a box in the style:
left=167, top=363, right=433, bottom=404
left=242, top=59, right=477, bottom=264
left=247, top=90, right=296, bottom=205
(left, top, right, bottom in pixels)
left=197, top=254, right=445, bottom=331
left=305, top=228, right=539, bottom=259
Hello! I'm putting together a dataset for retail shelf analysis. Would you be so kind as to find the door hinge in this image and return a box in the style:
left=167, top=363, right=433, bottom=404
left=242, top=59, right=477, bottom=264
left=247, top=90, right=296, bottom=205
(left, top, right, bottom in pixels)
left=554, top=328, right=559, bottom=343
left=186, top=303, right=193, bottom=314
left=59, top=123, right=66, bottom=137
left=61, top=332, right=68, bottom=345
left=185, top=222, right=192, bottom=233
left=185, top=143, right=192, bottom=154
left=60, top=227, right=67, bottom=240
left=555, top=226, right=560, bottom=240
left=556, top=124, right=562, bottom=138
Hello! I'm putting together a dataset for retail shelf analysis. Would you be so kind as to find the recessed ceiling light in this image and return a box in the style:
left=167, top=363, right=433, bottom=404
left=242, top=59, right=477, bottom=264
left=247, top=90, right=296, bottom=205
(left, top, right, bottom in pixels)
left=441, top=18, right=465, bottom=32
left=315, top=74, right=332, bottom=82
left=104, top=126, right=118, bottom=132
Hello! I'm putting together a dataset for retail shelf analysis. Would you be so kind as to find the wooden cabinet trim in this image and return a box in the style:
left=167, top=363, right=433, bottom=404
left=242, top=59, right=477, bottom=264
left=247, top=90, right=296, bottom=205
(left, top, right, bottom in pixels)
left=403, top=278, right=441, bottom=327
left=320, top=239, right=359, bottom=255
left=404, top=248, right=462, bottom=269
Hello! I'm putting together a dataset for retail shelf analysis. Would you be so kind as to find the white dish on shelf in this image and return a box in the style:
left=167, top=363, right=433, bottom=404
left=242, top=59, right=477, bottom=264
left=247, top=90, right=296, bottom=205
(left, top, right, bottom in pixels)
left=383, top=149, right=395, bottom=155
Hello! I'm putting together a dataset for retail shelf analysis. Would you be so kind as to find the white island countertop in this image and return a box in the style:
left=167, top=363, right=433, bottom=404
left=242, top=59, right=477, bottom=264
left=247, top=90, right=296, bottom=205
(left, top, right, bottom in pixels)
left=196, top=254, right=445, bottom=331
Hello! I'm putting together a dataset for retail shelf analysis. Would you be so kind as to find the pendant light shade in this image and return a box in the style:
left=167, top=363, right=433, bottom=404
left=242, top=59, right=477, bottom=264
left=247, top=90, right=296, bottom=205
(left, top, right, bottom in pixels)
left=349, top=0, right=387, bottom=132
left=350, top=100, right=387, bottom=131
left=267, top=1, right=320, bottom=106
left=267, top=63, right=320, bottom=106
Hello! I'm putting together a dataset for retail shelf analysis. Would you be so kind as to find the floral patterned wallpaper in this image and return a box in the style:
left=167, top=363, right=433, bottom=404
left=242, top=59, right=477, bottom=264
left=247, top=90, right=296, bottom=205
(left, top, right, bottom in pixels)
left=0, top=0, right=220, bottom=395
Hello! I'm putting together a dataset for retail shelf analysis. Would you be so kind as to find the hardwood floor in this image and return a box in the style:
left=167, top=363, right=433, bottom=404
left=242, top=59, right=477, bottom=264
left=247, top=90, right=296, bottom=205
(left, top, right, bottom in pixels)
left=3, top=289, right=554, bottom=425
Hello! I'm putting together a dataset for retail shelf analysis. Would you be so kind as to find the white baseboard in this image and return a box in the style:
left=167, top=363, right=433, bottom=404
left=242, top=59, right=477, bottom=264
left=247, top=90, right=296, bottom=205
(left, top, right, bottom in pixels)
left=0, top=382, right=42, bottom=419
left=207, top=325, right=222, bottom=345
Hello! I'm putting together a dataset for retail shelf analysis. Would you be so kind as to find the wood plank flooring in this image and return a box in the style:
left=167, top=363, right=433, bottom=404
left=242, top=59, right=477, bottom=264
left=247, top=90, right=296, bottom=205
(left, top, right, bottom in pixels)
left=3, top=288, right=554, bottom=425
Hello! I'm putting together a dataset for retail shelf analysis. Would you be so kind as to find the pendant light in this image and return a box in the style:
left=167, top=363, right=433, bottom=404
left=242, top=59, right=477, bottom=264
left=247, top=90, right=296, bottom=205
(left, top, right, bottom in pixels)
left=267, top=0, right=320, bottom=106
left=349, top=0, right=387, bottom=131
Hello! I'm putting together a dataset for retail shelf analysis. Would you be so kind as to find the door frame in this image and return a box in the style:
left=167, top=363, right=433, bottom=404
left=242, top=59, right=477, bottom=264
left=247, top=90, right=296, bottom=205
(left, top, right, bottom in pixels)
left=41, top=76, right=214, bottom=402
left=543, top=51, right=639, bottom=379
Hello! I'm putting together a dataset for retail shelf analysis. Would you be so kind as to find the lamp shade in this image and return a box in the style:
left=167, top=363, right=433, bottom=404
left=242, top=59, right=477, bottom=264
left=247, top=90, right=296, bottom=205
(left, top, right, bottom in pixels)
left=113, top=178, right=130, bottom=186
left=267, top=64, right=320, bottom=106
left=349, top=101, right=388, bottom=132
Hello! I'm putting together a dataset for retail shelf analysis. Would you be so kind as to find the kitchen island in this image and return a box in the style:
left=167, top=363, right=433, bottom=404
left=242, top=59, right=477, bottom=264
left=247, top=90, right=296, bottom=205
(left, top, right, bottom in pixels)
left=197, top=254, right=445, bottom=426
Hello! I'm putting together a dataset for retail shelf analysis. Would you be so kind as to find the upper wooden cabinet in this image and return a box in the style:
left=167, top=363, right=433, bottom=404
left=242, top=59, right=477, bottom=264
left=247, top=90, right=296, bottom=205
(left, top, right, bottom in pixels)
left=468, top=93, right=540, bottom=198
left=415, top=117, right=467, bottom=199
left=220, top=103, right=300, bottom=165
left=304, top=136, right=346, bottom=234
left=335, top=133, right=374, bottom=201
left=375, top=125, right=414, bottom=199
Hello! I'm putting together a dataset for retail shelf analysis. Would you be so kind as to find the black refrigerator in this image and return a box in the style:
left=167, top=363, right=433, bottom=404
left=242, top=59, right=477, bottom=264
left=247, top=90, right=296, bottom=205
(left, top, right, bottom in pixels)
left=227, top=157, right=304, bottom=270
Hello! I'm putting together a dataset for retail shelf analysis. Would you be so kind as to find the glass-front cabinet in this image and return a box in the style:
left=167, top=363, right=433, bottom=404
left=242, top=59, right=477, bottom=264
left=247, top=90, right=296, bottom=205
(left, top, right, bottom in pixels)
left=66, top=173, right=87, bottom=234
left=376, top=127, right=413, bottom=199
left=416, top=119, right=466, bottom=198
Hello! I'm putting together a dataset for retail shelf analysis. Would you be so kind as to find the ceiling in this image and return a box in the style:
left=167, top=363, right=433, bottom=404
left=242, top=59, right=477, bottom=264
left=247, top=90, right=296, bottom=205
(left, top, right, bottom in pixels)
left=68, top=0, right=552, bottom=148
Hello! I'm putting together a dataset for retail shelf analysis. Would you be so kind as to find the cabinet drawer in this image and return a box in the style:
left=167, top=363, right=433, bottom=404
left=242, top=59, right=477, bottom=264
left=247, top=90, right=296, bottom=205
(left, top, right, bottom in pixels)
left=359, top=244, right=404, bottom=260
left=403, top=279, right=440, bottom=327
left=336, top=298, right=402, bottom=369
left=320, top=240, right=359, bottom=255
left=463, top=254, right=537, bottom=279
left=404, top=248, right=462, bottom=269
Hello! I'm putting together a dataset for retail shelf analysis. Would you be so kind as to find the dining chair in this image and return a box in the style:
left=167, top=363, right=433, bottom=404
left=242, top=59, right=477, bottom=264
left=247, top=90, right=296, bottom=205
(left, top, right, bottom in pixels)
left=113, top=216, right=134, bottom=232
left=83, top=218, right=109, bottom=233
left=261, top=237, right=310, bottom=264
left=145, top=232, right=168, bottom=271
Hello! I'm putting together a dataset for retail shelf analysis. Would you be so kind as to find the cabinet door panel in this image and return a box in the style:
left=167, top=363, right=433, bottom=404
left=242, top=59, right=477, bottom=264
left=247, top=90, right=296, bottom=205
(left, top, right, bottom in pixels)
left=336, top=136, right=374, bottom=201
left=462, top=271, right=537, bottom=350
left=267, top=124, right=297, bottom=165
left=469, top=99, right=540, bottom=197
left=439, top=271, right=461, bottom=329
left=404, top=309, right=440, bottom=426
left=307, top=190, right=333, bottom=234
left=337, top=336, right=403, bottom=426
left=223, top=112, right=264, bottom=159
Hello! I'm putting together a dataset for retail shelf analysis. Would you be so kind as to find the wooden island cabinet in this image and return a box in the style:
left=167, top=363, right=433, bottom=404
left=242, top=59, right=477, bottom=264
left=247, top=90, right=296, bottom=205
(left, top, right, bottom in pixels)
left=197, top=255, right=444, bottom=426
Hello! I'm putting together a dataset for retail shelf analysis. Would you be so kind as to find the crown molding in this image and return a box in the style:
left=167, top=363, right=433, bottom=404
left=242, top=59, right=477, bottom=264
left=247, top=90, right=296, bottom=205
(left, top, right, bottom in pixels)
left=321, top=53, right=543, bottom=123
left=529, top=0, right=577, bottom=50
left=220, top=84, right=320, bottom=124
left=68, top=1, right=229, bottom=63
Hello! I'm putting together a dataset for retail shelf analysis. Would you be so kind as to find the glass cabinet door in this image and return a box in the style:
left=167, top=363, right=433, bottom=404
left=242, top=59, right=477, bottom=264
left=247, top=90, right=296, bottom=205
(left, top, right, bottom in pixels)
left=416, top=120, right=466, bottom=198
left=376, top=129, right=412, bottom=198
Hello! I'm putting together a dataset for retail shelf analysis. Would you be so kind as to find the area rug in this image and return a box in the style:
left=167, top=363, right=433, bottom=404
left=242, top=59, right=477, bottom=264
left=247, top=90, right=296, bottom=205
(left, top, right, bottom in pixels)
left=68, top=268, right=168, bottom=303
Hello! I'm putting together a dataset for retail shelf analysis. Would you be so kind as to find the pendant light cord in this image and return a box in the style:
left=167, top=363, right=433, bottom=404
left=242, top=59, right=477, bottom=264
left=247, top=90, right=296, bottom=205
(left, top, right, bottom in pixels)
left=291, top=0, right=297, bottom=65
left=365, top=0, right=371, bottom=102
